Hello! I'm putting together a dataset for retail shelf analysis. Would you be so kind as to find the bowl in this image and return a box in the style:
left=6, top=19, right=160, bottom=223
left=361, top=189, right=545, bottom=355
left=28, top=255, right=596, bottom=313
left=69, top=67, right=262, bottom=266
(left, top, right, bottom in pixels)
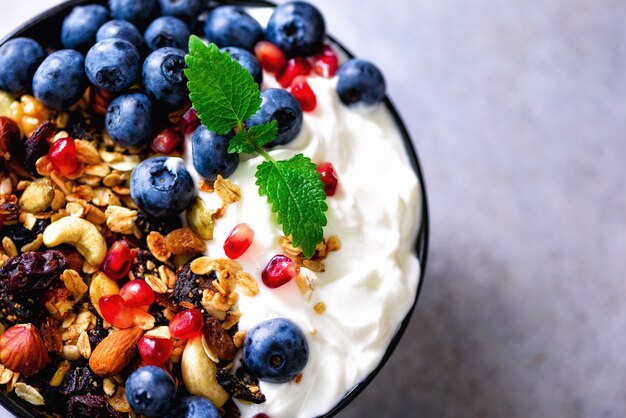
left=0, top=1, right=429, bottom=417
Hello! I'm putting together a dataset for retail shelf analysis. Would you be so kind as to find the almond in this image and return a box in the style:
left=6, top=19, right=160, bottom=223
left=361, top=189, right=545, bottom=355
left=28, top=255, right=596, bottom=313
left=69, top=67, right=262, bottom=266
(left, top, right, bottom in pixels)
left=89, top=326, right=143, bottom=377
left=0, top=324, right=48, bottom=376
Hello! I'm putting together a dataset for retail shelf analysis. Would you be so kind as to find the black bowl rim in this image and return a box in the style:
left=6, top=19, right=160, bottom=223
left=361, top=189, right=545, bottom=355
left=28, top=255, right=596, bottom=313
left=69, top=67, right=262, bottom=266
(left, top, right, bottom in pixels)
left=0, top=1, right=430, bottom=417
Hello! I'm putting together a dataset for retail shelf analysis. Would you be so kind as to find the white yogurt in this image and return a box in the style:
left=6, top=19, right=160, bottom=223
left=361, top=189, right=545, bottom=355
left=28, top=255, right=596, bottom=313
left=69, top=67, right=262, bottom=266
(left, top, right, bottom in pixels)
left=183, top=73, right=422, bottom=418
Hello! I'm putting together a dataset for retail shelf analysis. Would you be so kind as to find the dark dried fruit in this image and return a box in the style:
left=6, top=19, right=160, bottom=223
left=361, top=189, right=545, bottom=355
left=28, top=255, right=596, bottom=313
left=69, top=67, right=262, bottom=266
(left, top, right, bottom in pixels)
left=22, top=121, right=56, bottom=175
left=129, top=248, right=161, bottom=281
left=60, top=365, right=100, bottom=397
left=171, top=260, right=217, bottom=308
left=222, top=397, right=242, bottom=418
left=66, top=395, right=124, bottom=418
left=203, top=316, right=237, bottom=361
left=39, top=317, right=63, bottom=353
left=136, top=210, right=183, bottom=236
left=0, top=218, right=49, bottom=250
left=0, top=250, right=69, bottom=292
left=0, top=287, right=40, bottom=323
left=217, top=367, right=266, bottom=404
left=88, top=316, right=108, bottom=348
left=66, top=112, right=101, bottom=142
left=0, top=116, right=20, bottom=160
left=150, top=308, right=169, bottom=327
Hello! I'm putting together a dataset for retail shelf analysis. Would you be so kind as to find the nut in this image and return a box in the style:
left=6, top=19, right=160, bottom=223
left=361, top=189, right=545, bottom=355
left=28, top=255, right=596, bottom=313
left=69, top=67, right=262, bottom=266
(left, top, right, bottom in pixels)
left=89, top=326, right=143, bottom=377
left=0, top=324, right=48, bottom=376
left=19, top=178, right=54, bottom=213
left=186, top=197, right=215, bottom=240
left=14, top=382, right=44, bottom=406
left=43, top=217, right=107, bottom=266
left=181, top=336, right=229, bottom=407
left=89, top=272, right=120, bottom=317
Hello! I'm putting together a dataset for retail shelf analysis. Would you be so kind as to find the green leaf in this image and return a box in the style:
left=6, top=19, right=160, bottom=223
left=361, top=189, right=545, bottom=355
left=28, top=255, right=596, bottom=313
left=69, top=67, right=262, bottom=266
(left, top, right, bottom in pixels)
left=185, top=36, right=261, bottom=135
left=228, top=121, right=278, bottom=154
left=250, top=120, right=278, bottom=148
left=256, top=154, right=328, bottom=258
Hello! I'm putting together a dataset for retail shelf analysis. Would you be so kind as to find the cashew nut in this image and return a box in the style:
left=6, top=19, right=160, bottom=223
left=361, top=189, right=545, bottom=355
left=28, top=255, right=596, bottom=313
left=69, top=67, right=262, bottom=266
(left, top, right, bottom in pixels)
left=43, top=217, right=107, bottom=266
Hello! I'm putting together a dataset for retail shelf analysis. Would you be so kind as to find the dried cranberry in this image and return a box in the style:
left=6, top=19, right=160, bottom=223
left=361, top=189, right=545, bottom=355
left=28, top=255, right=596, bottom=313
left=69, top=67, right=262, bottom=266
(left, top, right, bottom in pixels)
left=0, top=250, right=69, bottom=292
left=66, top=395, right=124, bottom=418
left=22, top=121, right=56, bottom=175
left=171, top=261, right=217, bottom=308
left=0, top=116, right=20, bottom=160
left=60, top=365, right=100, bottom=397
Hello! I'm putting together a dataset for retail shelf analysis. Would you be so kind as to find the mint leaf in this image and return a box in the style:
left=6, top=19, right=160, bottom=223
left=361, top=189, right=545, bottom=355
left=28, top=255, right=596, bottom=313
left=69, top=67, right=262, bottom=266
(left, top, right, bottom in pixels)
left=228, top=121, right=278, bottom=154
left=256, top=154, right=328, bottom=258
left=185, top=36, right=261, bottom=135
left=250, top=121, right=279, bottom=148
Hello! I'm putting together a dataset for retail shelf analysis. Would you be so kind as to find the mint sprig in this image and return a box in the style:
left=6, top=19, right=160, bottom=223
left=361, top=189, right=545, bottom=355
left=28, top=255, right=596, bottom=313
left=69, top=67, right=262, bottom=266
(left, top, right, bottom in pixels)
left=185, top=36, right=327, bottom=258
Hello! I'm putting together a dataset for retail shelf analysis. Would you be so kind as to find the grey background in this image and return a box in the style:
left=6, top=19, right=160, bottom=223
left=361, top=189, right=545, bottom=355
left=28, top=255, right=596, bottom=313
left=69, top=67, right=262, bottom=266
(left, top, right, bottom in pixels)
left=4, top=0, right=626, bottom=417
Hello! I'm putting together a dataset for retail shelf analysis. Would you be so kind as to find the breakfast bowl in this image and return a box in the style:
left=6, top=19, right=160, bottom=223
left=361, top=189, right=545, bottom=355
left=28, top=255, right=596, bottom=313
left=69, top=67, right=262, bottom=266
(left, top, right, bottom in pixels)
left=0, top=1, right=429, bottom=417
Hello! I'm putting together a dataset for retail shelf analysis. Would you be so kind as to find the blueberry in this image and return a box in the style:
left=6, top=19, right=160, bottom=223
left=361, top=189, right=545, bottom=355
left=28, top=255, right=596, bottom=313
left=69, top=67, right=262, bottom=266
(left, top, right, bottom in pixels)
left=246, top=88, right=303, bottom=147
left=142, top=47, right=187, bottom=110
left=221, top=47, right=262, bottom=86
left=125, top=366, right=177, bottom=417
left=192, top=126, right=239, bottom=181
left=336, top=59, right=386, bottom=107
left=0, top=38, right=44, bottom=96
left=204, top=6, right=263, bottom=51
left=144, top=17, right=190, bottom=51
left=96, top=20, right=144, bottom=50
left=266, top=1, right=325, bottom=57
left=243, top=318, right=309, bottom=383
left=165, top=396, right=221, bottom=418
left=86, top=39, right=141, bottom=93
left=130, top=156, right=195, bottom=218
left=61, top=5, right=109, bottom=51
left=158, top=0, right=203, bottom=23
left=32, top=50, right=87, bottom=111
left=105, top=92, right=153, bottom=147
left=109, top=0, right=156, bottom=26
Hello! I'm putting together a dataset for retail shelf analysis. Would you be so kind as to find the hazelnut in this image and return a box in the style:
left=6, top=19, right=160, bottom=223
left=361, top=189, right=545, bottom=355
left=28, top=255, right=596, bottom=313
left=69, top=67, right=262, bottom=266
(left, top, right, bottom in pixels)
left=0, top=324, right=48, bottom=376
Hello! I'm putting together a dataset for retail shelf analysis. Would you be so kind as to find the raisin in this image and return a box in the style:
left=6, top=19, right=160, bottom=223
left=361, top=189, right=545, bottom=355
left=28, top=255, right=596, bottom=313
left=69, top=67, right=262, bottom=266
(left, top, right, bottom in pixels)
left=136, top=210, right=183, bottom=236
left=0, top=116, right=20, bottom=160
left=22, top=121, right=56, bottom=175
left=150, top=308, right=169, bottom=327
left=0, top=249, right=69, bottom=292
left=66, top=395, right=124, bottom=418
left=171, top=260, right=217, bottom=308
left=0, top=218, right=49, bottom=250
left=203, top=316, right=237, bottom=361
left=60, top=365, right=100, bottom=397
left=39, top=317, right=62, bottom=353
left=0, top=199, right=19, bottom=226
left=130, top=248, right=161, bottom=280
left=66, top=112, right=101, bottom=142
left=22, top=361, right=67, bottom=413
left=164, top=227, right=206, bottom=255
left=217, top=367, right=266, bottom=404
left=0, top=287, right=40, bottom=323
left=88, top=316, right=108, bottom=348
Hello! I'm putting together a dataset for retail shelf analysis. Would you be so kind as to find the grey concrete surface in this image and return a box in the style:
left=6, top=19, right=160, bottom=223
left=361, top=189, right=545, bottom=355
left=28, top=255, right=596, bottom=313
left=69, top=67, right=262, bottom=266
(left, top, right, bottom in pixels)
left=3, top=1, right=626, bottom=417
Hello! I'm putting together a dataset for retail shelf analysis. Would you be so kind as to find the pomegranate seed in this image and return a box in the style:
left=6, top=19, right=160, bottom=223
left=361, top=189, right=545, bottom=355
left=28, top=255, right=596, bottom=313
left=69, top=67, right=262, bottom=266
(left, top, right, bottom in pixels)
left=169, top=308, right=204, bottom=339
left=99, top=295, right=134, bottom=329
left=290, top=76, right=317, bottom=112
left=253, top=415, right=271, bottom=418
left=277, top=57, right=311, bottom=88
left=48, top=137, right=78, bottom=177
left=138, top=336, right=173, bottom=366
left=262, top=255, right=300, bottom=289
left=312, top=45, right=339, bottom=78
left=254, top=41, right=287, bottom=73
left=151, top=128, right=183, bottom=155
left=177, top=107, right=200, bottom=136
left=102, top=241, right=132, bottom=281
left=317, top=162, right=339, bottom=196
left=224, top=223, right=254, bottom=259
left=120, top=280, right=155, bottom=308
